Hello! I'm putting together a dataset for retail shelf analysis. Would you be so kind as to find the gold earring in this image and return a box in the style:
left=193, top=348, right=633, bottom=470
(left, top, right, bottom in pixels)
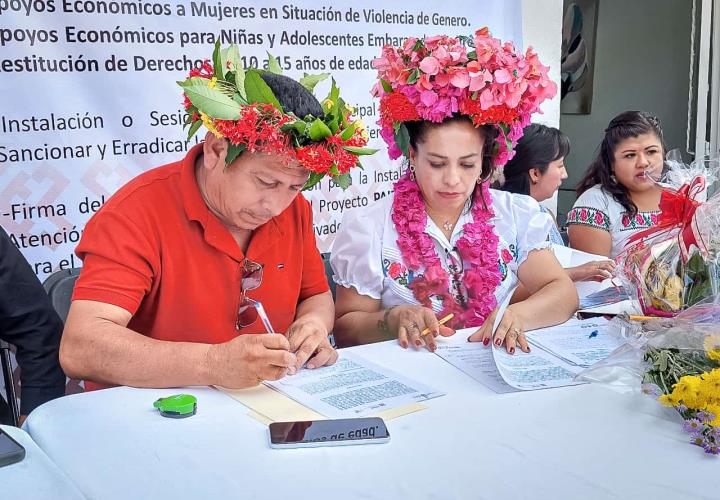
left=409, top=163, right=416, bottom=181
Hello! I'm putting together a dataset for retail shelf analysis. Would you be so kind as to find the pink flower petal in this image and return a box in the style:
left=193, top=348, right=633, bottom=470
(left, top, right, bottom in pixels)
left=419, top=56, right=440, bottom=75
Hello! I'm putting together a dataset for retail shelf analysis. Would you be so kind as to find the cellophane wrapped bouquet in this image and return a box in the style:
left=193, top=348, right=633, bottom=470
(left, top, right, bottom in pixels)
left=618, top=153, right=720, bottom=317
left=578, top=300, right=720, bottom=455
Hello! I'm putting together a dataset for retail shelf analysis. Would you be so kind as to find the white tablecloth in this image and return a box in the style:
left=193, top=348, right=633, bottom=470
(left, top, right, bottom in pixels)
left=1, top=425, right=85, bottom=500
left=25, top=341, right=718, bottom=500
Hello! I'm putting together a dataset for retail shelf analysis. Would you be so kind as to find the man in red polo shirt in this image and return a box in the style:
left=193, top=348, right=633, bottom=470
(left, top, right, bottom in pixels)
left=60, top=49, right=373, bottom=390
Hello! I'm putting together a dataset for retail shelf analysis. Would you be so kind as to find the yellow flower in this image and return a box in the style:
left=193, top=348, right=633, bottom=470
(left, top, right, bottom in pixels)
left=200, top=112, right=222, bottom=138
left=704, top=335, right=720, bottom=363
left=706, top=403, right=720, bottom=426
left=323, top=98, right=334, bottom=109
left=666, top=375, right=706, bottom=408
left=658, top=393, right=679, bottom=407
left=208, top=77, right=218, bottom=89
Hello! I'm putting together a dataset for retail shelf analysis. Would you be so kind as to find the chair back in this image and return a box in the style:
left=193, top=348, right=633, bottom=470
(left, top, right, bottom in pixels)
left=321, top=253, right=336, bottom=301
left=42, top=268, right=82, bottom=323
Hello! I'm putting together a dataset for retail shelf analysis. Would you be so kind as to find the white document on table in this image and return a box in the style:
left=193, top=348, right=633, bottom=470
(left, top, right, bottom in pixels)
left=434, top=332, right=517, bottom=393
left=264, top=351, right=444, bottom=418
left=524, top=317, right=625, bottom=368
left=434, top=316, right=627, bottom=392
left=491, top=344, right=583, bottom=390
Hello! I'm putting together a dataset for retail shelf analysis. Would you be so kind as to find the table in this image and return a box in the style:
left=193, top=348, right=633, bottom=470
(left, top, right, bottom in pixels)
left=0, top=425, right=85, bottom=499
left=25, top=341, right=718, bottom=500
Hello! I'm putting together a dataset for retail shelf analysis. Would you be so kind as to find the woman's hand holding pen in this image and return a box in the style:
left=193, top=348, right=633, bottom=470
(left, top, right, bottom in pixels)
left=388, top=305, right=455, bottom=352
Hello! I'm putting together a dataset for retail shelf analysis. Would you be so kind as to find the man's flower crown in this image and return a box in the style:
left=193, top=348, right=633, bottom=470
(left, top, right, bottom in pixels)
left=371, top=28, right=557, bottom=167
left=179, top=42, right=377, bottom=190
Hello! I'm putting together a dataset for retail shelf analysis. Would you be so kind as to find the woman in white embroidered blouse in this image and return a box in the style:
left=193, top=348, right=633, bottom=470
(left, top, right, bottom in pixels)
left=330, top=29, right=577, bottom=355
left=567, top=111, right=665, bottom=258
left=499, top=123, right=615, bottom=282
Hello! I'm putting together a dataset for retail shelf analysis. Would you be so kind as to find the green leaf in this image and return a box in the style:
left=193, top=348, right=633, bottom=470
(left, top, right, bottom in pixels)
left=467, top=50, right=477, bottom=60
left=266, top=52, right=283, bottom=74
left=184, top=84, right=242, bottom=120
left=340, top=122, right=357, bottom=141
left=186, top=119, right=203, bottom=142
left=225, top=143, right=246, bottom=165
left=412, top=39, right=424, bottom=51
left=244, top=69, right=282, bottom=111
left=212, top=39, right=223, bottom=80
left=328, top=78, right=340, bottom=105
left=303, top=172, right=325, bottom=191
left=308, top=118, right=332, bottom=141
left=232, top=92, right=248, bottom=105
left=299, top=72, right=330, bottom=93
left=381, top=79, right=393, bottom=93
left=406, top=68, right=421, bottom=84
left=332, top=173, right=352, bottom=190
left=281, top=120, right=307, bottom=135
left=221, top=44, right=241, bottom=76
left=235, top=68, right=247, bottom=101
left=178, top=77, right=212, bottom=88
left=342, top=146, right=379, bottom=156
left=394, top=123, right=410, bottom=157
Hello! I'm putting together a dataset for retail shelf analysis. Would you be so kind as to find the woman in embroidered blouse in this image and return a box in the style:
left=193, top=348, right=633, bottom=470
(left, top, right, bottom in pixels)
left=500, top=123, right=615, bottom=282
left=567, top=111, right=665, bottom=258
left=330, top=30, right=578, bottom=354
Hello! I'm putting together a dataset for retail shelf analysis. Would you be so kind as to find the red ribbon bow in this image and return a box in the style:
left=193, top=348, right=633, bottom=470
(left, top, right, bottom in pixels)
left=627, top=176, right=706, bottom=257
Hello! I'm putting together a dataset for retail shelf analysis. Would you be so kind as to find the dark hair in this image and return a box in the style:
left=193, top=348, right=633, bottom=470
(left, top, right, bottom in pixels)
left=259, top=72, right=323, bottom=119
left=576, top=111, right=665, bottom=216
left=500, top=124, right=570, bottom=195
left=404, top=114, right=498, bottom=182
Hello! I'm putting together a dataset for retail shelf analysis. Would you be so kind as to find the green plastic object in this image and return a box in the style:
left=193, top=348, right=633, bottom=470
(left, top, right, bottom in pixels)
left=153, top=394, right=197, bottom=418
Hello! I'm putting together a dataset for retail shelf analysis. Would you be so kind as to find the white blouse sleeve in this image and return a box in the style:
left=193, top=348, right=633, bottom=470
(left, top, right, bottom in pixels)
left=329, top=205, right=385, bottom=300
left=566, top=186, right=612, bottom=233
left=512, top=194, right=554, bottom=265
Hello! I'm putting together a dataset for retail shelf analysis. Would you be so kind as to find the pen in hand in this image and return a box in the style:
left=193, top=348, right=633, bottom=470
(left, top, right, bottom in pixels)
left=421, top=313, right=454, bottom=336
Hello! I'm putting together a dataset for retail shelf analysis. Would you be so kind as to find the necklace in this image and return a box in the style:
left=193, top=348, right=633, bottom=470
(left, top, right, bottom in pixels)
left=443, top=220, right=454, bottom=233
left=392, top=174, right=502, bottom=329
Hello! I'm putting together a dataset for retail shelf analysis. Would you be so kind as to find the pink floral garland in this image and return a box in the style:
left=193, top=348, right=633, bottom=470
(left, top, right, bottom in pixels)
left=392, top=174, right=502, bottom=329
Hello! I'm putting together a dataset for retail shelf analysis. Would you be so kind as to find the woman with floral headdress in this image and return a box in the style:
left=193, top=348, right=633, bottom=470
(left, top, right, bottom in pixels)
left=331, top=29, right=578, bottom=354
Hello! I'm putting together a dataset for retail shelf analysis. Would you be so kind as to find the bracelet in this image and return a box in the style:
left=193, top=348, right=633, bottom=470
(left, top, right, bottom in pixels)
left=377, top=306, right=397, bottom=337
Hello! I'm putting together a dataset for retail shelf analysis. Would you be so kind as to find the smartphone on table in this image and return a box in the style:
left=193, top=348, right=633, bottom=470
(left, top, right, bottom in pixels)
left=269, top=417, right=390, bottom=449
left=0, top=429, right=26, bottom=467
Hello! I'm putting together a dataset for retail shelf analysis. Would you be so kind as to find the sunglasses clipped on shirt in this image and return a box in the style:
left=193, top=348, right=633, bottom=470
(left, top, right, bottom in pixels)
left=235, top=259, right=275, bottom=333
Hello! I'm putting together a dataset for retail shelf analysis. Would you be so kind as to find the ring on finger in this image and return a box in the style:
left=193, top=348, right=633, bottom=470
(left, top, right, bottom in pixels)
left=408, top=322, right=419, bottom=332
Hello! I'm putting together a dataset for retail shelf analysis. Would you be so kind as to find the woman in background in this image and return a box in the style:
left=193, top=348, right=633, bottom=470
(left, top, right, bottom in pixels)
left=501, top=123, right=614, bottom=282
left=567, top=111, right=664, bottom=258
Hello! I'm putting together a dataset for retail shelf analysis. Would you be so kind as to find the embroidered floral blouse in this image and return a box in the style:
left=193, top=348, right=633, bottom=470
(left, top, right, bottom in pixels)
left=566, top=185, right=660, bottom=258
left=330, top=190, right=553, bottom=314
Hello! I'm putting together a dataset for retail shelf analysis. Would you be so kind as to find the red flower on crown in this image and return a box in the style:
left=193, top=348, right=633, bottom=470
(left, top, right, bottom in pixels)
left=379, top=92, right=421, bottom=127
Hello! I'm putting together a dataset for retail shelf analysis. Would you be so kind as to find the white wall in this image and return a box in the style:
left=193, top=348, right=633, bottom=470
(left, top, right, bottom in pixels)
left=522, top=0, right=564, bottom=211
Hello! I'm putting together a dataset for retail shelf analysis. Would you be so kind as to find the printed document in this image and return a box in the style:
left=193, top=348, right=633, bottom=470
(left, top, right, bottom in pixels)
left=265, top=351, right=444, bottom=418
left=434, top=317, right=627, bottom=392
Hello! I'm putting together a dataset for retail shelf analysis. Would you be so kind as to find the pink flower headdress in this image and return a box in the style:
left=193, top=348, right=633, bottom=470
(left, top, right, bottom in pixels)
left=372, top=28, right=557, bottom=167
